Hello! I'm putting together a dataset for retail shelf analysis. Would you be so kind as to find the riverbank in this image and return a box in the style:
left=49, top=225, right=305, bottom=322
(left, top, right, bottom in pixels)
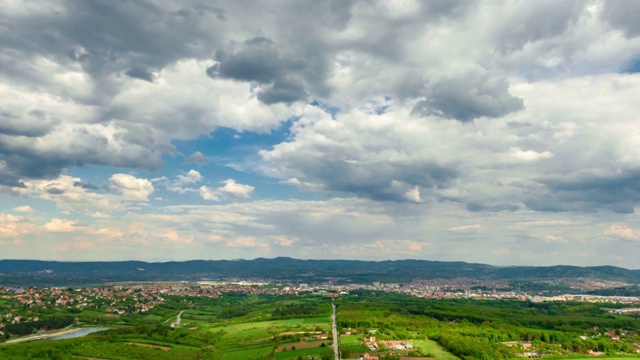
left=1, top=327, right=85, bottom=345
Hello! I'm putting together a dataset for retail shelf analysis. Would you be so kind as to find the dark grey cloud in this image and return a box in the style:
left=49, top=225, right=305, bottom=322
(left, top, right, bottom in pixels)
left=257, top=77, right=308, bottom=104
left=0, top=1, right=223, bottom=103
left=44, top=183, right=66, bottom=195
left=125, top=66, right=155, bottom=82
left=279, top=146, right=459, bottom=202
left=524, top=170, right=640, bottom=214
left=0, top=108, right=57, bottom=137
left=493, top=1, right=583, bottom=53
left=73, top=181, right=101, bottom=190
left=602, top=0, right=640, bottom=37
left=412, top=71, right=524, bottom=122
left=208, top=37, right=309, bottom=104
left=0, top=125, right=164, bottom=186
left=466, top=203, right=519, bottom=213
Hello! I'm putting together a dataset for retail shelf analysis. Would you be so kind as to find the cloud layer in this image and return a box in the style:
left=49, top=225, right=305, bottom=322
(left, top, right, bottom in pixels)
left=2, top=1, right=640, bottom=267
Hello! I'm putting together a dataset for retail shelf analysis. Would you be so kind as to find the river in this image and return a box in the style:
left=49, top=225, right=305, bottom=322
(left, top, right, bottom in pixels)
left=46, top=327, right=109, bottom=341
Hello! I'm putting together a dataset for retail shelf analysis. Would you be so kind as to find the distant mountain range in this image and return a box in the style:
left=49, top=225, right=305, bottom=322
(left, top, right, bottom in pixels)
left=1, top=258, right=639, bottom=287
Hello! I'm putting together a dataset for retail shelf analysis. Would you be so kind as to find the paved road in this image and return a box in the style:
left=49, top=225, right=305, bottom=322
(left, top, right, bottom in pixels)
left=332, top=302, right=339, bottom=360
left=171, top=310, right=185, bottom=328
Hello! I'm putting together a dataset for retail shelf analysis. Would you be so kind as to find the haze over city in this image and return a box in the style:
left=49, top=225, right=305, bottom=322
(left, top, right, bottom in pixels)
left=2, top=1, right=640, bottom=267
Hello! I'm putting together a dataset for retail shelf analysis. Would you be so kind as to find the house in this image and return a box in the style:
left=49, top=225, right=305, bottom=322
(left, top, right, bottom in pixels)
left=516, top=352, right=541, bottom=358
left=586, top=350, right=605, bottom=356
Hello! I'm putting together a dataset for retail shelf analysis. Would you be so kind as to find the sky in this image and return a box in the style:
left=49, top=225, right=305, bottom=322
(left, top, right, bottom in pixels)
left=1, top=1, right=640, bottom=267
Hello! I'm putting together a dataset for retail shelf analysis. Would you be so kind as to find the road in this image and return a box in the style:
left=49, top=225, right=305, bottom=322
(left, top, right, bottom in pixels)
left=332, top=302, right=339, bottom=360
left=171, top=310, right=185, bottom=328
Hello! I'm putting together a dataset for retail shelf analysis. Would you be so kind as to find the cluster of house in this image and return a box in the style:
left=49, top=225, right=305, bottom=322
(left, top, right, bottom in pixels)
left=0, top=314, right=40, bottom=337
left=0, top=285, right=165, bottom=316
left=581, top=326, right=639, bottom=342
left=0, top=281, right=311, bottom=319
left=381, top=340, right=414, bottom=350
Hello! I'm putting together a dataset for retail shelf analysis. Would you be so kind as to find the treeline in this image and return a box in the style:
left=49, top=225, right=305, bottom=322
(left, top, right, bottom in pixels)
left=4, top=316, right=74, bottom=336
left=431, top=331, right=513, bottom=359
left=271, top=304, right=324, bottom=319
left=337, top=295, right=640, bottom=358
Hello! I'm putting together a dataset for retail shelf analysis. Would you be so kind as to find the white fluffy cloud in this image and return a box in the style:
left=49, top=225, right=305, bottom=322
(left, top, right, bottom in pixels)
left=109, top=174, right=154, bottom=202
left=0, top=213, right=35, bottom=239
left=604, top=224, right=640, bottom=241
left=217, top=179, right=255, bottom=199
left=43, top=218, right=77, bottom=233
left=200, top=179, right=255, bottom=201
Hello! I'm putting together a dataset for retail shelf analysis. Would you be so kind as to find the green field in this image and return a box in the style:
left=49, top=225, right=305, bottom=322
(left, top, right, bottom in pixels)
left=302, top=316, right=330, bottom=323
left=281, top=318, right=304, bottom=326
left=183, top=309, right=219, bottom=321
left=79, top=309, right=111, bottom=316
left=413, top=339, right=460, bottom=360
left=274, top=347, right=330, bottom=360
left=339, top=335, right=363, bottom=344
left=341, top=343, right=368, bottom=354
left=221, top=346, right=273, bottom=360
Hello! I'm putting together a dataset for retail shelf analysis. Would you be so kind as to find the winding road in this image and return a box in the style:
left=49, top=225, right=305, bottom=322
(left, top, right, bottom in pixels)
left=171, top=310, right=185, bottom=328
left=332, top=302, right=339, bottom=360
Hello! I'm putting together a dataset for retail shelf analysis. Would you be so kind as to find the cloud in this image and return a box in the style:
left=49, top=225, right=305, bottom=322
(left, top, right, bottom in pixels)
left=412, top=67, right=524, bottom=122
left=508, top=148, right=554, bottom=162
left=367, top=239, right=432, bottom=255
left=218, top=179, right=254, bottom=198
left=517, top=220, right=574, bottom=227
left=175, top=170, right=202, bottom=185
left=262, top=105, right=459, bottom=203
left=0, top=107, right=58, bottom=137
left=0, top=213, right=35, bottom=239
left=125, top=66, right=155, bottom=82
left=604, top=224, right=640, bottom=241
left=449, top=224, right=485, bottom=233
left=208, top=37, right=309, bottom=104
left=199, top=186, right=221, bottom=202
left=492, top=0, right=584, bottom=54
left=13, top=205, right=33, bottom=213
left=272, top=235, right=296, bottom=247
left=2, top=1, right=640, bottom=266
left=226, top=236, right=268, bottom=249
left=601, top=0, right=640, bottom=37
left=161, top=231, right=194, bottom=246
left=109, top=174, right=154, bottom=202
left=161, top=170, right=204, bottom=194
left=22, top=175, right=124, bottom=214
left=544, top=235, right=566, bottom=243
left=199, top=179, right=254, bottom=201
left=43, top=218, right=77, bottom=233
left=183, top=151, right=207, bottom=165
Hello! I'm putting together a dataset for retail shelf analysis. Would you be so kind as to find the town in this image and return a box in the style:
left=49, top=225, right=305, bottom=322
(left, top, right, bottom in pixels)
left=2, top=278, right=640, bottom=338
